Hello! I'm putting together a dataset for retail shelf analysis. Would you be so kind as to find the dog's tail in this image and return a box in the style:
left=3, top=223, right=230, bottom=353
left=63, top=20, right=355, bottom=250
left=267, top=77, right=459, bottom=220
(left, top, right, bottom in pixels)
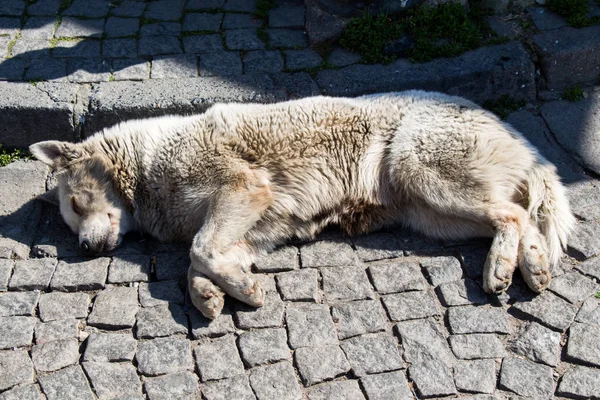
left=525, top=158, right=576, bottom=266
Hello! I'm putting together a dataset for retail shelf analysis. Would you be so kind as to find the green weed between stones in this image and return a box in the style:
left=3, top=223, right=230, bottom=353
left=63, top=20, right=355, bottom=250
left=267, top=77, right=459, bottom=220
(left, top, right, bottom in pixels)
left=483, top=95, right=526, bottom=119
left=595, top=291, right=600, bottom=299
left=546, top=0, right=596, bottom=27
left=340, top=1, right=502, bottom=64
left=0, top=146, right=29, bottom=167
left=562, top=86, right=584, bottom=101
left=255, top=0, right=276, bottom=20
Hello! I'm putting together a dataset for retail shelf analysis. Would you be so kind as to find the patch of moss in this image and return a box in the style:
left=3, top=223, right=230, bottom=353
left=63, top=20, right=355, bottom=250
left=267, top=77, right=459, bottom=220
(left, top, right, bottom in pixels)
left=483, top=95, right=526, bottom=119
left=339, top=11, right=404, bottom=64
left=0, top=146, right=29, bottom=167
left=547, top=0, right=591, bottom=27
left=255, top=0, right=276, bottom=20
left=562, top=86, right=584, bottom=101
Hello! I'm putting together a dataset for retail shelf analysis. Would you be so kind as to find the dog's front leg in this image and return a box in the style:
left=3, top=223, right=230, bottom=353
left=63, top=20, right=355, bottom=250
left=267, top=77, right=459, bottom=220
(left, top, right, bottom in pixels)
left=189, top=168, right=272, bottom=318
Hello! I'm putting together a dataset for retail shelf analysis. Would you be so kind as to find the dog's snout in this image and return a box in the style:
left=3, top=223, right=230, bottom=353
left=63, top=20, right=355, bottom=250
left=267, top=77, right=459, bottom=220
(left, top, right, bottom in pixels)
left=80, top=239, right=91, bottom=253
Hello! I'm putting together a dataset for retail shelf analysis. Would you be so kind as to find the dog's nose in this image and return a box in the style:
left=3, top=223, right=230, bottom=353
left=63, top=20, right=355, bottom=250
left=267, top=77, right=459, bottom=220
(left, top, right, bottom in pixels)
left=80, top=239, right=91, bottom=253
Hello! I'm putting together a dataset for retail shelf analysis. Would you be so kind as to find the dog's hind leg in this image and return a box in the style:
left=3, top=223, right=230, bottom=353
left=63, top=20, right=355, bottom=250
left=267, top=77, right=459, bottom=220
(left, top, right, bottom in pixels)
left=518, top=223, right=551, bottom=292
left=189, top=167, right=272, bottom=317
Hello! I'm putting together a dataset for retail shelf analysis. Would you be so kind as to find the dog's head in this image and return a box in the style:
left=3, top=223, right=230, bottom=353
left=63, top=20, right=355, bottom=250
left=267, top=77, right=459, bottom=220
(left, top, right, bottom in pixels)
left=29, top=140, right=136, bottom=254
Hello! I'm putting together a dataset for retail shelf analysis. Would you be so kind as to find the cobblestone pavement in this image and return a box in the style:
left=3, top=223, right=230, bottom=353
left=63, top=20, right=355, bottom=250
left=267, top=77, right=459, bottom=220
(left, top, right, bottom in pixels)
left=2, top=0, right=600, bottom=399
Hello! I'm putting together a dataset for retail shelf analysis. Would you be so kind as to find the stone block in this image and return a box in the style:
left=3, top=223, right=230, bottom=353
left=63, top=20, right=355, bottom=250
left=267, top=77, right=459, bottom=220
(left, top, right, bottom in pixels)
left=331, top=299, right=387, bottom=340
left=238, top=328, right=291, bottom=367
left=499, top=357, right=554, bottom=398
left=83, top=333, right=137, bottom=362
left=321, top=266, right=374, bottom=301
left=0, top=316, right=36, bottom=349
left=38, top=365, right=95, bottom=400
left=300, top=239, right=357, bottom=268
left=409, top=360, right=456, bottom=398
left=449, top=333, right=506, bottom=359
left=249, top=361, right=302, bottom=400
left=369, top=259, right=426, bottom=294
left=295, top=345, right=350, bottom=386
left=88, top=286, right=139, bottom=329
left=0, top=291, right=39, bottom=317
left=136, top=337, right=193, bottom=376
left=143, top=372, right=199, bottom=399
left=38, top=292, right=90, bottom=321
left=340, top=333, right=404, bottom=377
left=0, top=350, right=34, bottom=392
left=285, top=303, right=337, bottom=349
left=382, top=291, right=440, bottom=321
left=194, top=335, right=244, bottom=381
left=50, top=257, right=109, bottom=291
left=447, top=306, right=510, bottom=334
left=31, top=338, right=79, bottom=372
left=135, top=303, right=188, bottom=338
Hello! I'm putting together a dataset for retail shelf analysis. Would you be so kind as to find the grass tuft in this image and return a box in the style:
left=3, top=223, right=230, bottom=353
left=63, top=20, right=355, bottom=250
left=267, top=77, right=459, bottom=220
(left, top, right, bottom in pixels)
left=255, top=0, right=276, bottom=20
left=547, top=0, right=592, bottom=27
left=483, top=95, right=526, bottom=119
left=0, top=146, right=29, bottom=167
left=562, top=86, right=584, bottom=101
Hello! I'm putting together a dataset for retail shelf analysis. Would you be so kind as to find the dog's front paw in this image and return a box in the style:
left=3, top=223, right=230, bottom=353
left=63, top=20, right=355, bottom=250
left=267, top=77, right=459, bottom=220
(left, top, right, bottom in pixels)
left=188, top=269, right=225, bottom=319
left=242, top=278, right=265, bottom=307
left=483, top=257, right=514, bottom=294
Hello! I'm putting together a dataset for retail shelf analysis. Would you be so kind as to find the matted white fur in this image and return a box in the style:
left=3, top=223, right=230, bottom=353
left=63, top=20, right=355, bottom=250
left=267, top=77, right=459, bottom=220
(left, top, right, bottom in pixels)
left=30, top=91, right=576, bottom=319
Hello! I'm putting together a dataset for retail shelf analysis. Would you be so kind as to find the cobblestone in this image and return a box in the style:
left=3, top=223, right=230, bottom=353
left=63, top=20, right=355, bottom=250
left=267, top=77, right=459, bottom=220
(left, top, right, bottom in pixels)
left=369, top=259, right=426, bottom=294
left=295, top=345, right=350, bottom=386
left=576, top=256, right=600, bottom=280
left=235, top=292, right=284, bottom=329
left=199, top=50, right=243, bottom=76
left=448, top=306, right=510, bottom=334
left=143, top=371, right=199, bottom=400
left=0, top=260, right=12, bottom=290
left=107, top=254, right=150, bottom=283
left=82, top=361, right=142, bottom=399
left=243, top=50, right=284, bottom=74
left=194, top=335, right=244, bottom=381
left=300, top=239, right=357, bottom=268
left=557, top=365, right=600, bottom=399
left=409, top=359, right=457, bottom=398
left=266, top=29, right=308, bottom=48
left=8, top=258, right=56, bottom=291
left=395, top=319, right=456, bottom=368
left=83, top=333, right=137, bottom=362
left=449, top=333, right=506, bottom=359
left=0, top=291, right=39, bottom=316
left=285, top=49, right=323, bottom=71
left=183, top=34, right=224, bottom=53
left=202, top=374, right=255, bottom=400
left=509, top=322, right=561, bottom=366
left=225, top=29, right=265, bottom=50
left=437, top=278, right=488, bottom=306
left=275, top=268, right=318, bottom=301
left=548, top=270, right=599, bottom=303
left=135, top=303, right=188, bottom=338
left=38, top=292, right=90, bottom=321
left=183, top=13, right=223, bottom=32
left=189, top=308, right=235, bottom=338
left=285, top=303, right=337, bottom=349
left=306, top=380, right=364, bottom=400
left=454, top=359, right=496, bottom=394
left=499, top=357, right=554, bottom=398
left=340, top=333, right=404, bottom=377
left=31, top=338, right=79, bottom=372
left=331, top=299, right=387, bottom=340
left=566, top=322, right=600, bottom=367
left=360, top=370, right=413, bottom=399
left=0, top=384, right=43, bottom=400
left=0, top=316, right=36, bottom=349
left=136, top=337, right=192, bottom=376
left=0, top=350, right=34, bottom=391
left=321, top=266, right=374, bottom=302
left=238, top=328, right=290, bottom=367
left=249, top=361, right=302, bottom=400
left=512, top=290, right=578, bottom=331
left=34, top=319, right=79, bottom=344
left=38, top=365, right=95, bottom=400
left=576, top=296, right=600, bottom=325
left=382, top=290, right=441, bottom=321
left=254, top=245, right=298, bottom=272
left=139, top=279, right=185, bottom=307
left=87, top=286, right=138, bottom=329
left=352, top=233, right=403, bottom=261
left=50, top=257, right=109, bottom=291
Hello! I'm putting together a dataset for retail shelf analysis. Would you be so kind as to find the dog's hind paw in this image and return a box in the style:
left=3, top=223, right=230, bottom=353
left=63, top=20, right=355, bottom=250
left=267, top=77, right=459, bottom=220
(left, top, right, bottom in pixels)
left=188, top=269, right=225, bottom=319
left=241, top=279, right=265, bottom=307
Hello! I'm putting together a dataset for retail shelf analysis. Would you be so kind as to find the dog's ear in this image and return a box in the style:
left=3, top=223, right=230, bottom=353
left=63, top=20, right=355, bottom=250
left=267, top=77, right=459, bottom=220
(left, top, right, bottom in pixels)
left=37, top=187, right=59, bottom=206
left=29, top=141, right=83, bottom=169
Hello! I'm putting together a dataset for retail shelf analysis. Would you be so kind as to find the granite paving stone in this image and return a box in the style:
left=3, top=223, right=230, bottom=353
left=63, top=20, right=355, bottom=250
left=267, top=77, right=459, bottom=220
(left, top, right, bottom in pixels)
left=275, top=268, right=318, bottom=301
left=243, top=50, right=284, bottom=74
left=321, top=266, right=374, bottom=302
left=143, top=371, right=199, bottom=400
left=0, top=17, right=20, bottom=38
left=183, top=13, right=223, bottom=32
left=199, top=50, right=242, bottom=76
left=0, top=384, right=43, bottom=400
left=453, top=359, right=496, bottom=394
left=0, top=58, right=25, bottom=80
left=145, top=0, right=185, bottom=21
left=300, top=239, right=357, bottom=268
left=38, top=292, right=90, bottom=321
left=269, top=5, right=305, bottom=28
left=38, top=365, right=95, bottom=400
left=548, top=271, right=599, bottom=303
left=20, top=17, right=56, bottom=40
left=139, top=279, right=185, bottom=307
left=249, top=361, right=302, bottom=400
left=225, top=29, right=265, bottom=50
left=34, top=319, right=79, bottom=344
left=31, top=338, right=79, bottom=372
left=382, top=290, right=440, bottom=321
left=566, top=220, right=600, bottom=259
left=0, top=291, right=39, bottom=316
left=202, top=374, right=255, bottom=400
left=82, top=362, right=141, bottom=399
left=183, top=34, right=224, bottom=53
left=457, top=245, right=489, bottom=279
left=0, top=259, right=12, bottom=290
left=23, top=58, right=67, bottom=82
left=62, top=0, right=111, bottom=17
left=307, top=380, right=365, bottom=400
left=151, top=54, right=198, bottom=78
left=222, top=13, right=262, bottom=29
left=528, top=6, right=567, bottom=30
left=11, top=39, right=51, bottom=58
left=107, top=254, right=150, bottom=283
left=436, top=278, right=488, bottom=306
left=194, top=335, right=244, bottom=381
left=449, top=333, right=506, bottom=359
left=509, top=322, right=561, bottom=366
left=265, top=29, right=308, bottom=48
left=235, top=292, right=284, bottom=329
left=566, top=322, right=600, bottom=367
left=113, top=59, right=150, bottom=80
left=557, top=365, right=600, bottom=399
left=238, top=328, right=290, bottom=367
left=295, top=345, right=350, bottom=386
left=447, top=306, right=510, bottom=334
left=83, top=333, right=137, bottom=362
left=275, top=70, right=320, bottom=97
left=575, top=296, right=600, bottom=325
left=68, top=58, right=112, bottom=82
left=186, top=0, right=225, bottom=9
left=331, top=299, right=387, bottom=340
left=88, top=286, right=139, bottom=329
left=52, top=40, right=101, bottom=58
left=327, top=46, right=361, bottom=68
left=512, top=290, right=578, bottom=331
left=189, top=308, right=235, bottom=338
left=104, top=17, right=140, bottom=38
left=285, top=303, right=338, bottom=349
left=285, top=49, right=323, bottom=71
left=135, top=303, right=188, bottom=338
left=368, top=259, right=426, bottom=294
left=136, top=337, right=192, bottom=376
left=360, top=371, right=413, bottom=400
left=139, top=36, right=182, bottom=56
left=499, top=357, right=554, bottom=398
left=395, top=319, right=456, bottom=368
left=140, top=22, right=181, bottom=37
left=55, top=17, right=104, bottom=38
left=340, top=333, right=404, bottom=377
left=0, top=316, right=36, bottom=349
left=153, top=251, right=190, bottom=281
left=409, top=360, right=457, bottom=398
left=27, top=0, right=61, bottom=16
left=50, top=257, right=109, bottom=291
left=111, top=0, right=146, bottom=17
left=567, top=181, right=600, bottom=221
left=352, top=233, right=403, bottom=261
left=223, top=0, right=256, bottom=13
left=576, top=256, right=600, bottom=280
left=0, top=350, right=34, bottom=392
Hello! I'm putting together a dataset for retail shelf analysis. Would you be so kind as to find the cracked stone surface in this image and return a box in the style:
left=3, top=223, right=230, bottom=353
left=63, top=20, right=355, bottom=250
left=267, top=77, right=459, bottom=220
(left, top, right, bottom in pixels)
left=2, top=6, right=600, bottom=396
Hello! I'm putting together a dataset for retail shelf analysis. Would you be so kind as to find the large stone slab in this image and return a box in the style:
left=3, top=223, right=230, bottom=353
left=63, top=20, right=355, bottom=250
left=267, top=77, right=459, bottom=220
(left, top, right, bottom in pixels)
left=84, top=76, right=286, bottom=135
left=533, top=26, right=600, bottom=90
left=541, top=92, right=600, bottom=175
left=0, top=82, right=77, bottom=147
left=315, top=42, right=535, bottom=103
